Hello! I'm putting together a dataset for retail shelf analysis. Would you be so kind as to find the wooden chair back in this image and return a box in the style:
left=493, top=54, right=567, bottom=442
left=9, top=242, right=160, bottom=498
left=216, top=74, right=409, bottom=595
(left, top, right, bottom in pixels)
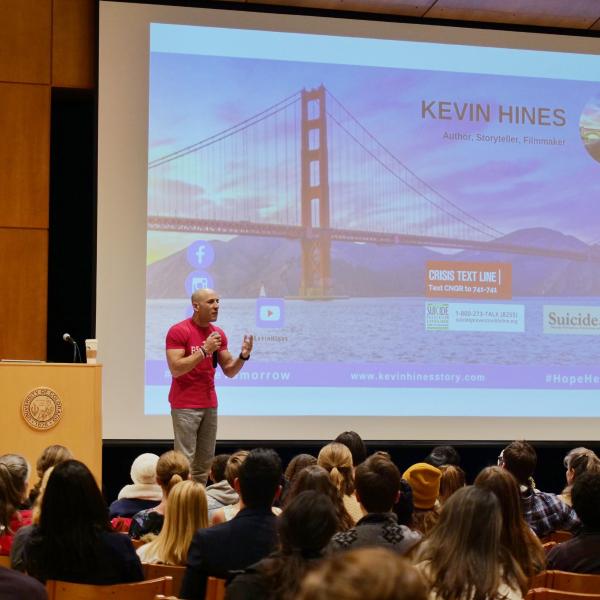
left=46, top=576, right=173, bottom=600
left=543, top=541, right=558, bottom=554
left=550, top=572, right=600, bottom=594
left=154, top=596, right=179, bottom=600
left=205, top=576, right=226, bottom=600
left=131, top=538, right=148, bottom=549
left=541, top=531, right=574, bottom=544
left=0, top=555, right=11, bottom=568
left=527, top=588, right=600, bottom=600
left=143, top=563, right=185, bottom=596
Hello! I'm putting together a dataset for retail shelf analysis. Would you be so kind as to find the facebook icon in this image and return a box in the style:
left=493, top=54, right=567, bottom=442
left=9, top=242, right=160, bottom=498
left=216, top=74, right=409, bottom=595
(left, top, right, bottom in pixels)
left=187, top=240, right=215, bottom=269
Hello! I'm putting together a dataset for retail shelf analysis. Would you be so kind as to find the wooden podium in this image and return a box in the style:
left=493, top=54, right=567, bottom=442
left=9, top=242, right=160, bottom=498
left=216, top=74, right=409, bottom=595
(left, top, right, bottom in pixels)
left=0, top=362, right=102, bottom=484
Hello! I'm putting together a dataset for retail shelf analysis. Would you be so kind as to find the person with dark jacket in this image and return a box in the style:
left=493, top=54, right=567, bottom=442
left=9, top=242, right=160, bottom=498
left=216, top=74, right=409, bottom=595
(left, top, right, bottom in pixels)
left=226, top=490, right=338, bottom=600
left=24, top=460, right=143, bottom=585
left=180, top=449, right=282, bottom=600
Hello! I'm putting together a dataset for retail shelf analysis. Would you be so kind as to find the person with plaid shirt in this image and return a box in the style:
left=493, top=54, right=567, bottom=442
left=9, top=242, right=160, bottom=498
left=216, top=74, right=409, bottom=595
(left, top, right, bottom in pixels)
left=499, top=440, right=580, bottom=539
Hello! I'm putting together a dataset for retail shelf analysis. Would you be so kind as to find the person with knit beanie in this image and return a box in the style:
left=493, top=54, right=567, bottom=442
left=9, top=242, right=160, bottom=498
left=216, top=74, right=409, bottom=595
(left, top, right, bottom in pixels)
left=109, top=453, right=162, bottom=518
left=402, top=463, right=442, bottom=535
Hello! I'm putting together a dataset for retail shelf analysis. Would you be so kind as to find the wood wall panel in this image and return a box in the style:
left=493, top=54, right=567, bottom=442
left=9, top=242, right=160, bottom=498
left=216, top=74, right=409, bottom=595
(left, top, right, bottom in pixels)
left=52, top=0, right=96, bottom=89
left=0, top=228, right=48, bottom=360
left=0, top=83, right=50, bottom=229
left=0, top=0, right=51, bottom=84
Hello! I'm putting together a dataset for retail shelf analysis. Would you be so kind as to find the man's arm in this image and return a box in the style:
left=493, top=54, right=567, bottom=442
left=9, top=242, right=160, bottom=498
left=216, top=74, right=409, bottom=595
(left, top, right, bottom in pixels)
left=166, top=332, right=222, bottom=378
left=218, top=335, right=253, bottom=378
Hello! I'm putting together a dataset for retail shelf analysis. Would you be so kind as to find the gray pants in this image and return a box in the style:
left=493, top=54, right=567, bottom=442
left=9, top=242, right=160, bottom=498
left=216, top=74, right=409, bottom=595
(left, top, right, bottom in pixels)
left=171, top=408, right=218, bottom=484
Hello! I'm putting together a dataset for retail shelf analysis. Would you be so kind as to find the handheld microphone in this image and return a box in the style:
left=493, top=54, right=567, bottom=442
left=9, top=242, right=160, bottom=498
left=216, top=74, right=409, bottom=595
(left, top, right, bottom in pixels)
left=212, top=352, right=218, bottom=368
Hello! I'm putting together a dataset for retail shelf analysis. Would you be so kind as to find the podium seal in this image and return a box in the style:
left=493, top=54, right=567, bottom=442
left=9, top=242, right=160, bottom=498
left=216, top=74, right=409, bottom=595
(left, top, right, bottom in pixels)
left=22, top=387, right=63, bottom=430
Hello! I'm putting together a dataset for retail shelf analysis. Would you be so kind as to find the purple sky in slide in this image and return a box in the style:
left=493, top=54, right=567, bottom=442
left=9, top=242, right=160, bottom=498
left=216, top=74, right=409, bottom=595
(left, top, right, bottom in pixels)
left=148, top=52, right=600, bottom=242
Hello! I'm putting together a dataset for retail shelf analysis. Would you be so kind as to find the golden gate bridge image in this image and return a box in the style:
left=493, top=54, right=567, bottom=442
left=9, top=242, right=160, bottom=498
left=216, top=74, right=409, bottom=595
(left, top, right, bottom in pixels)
left=148, top=86, right=600, bottom=298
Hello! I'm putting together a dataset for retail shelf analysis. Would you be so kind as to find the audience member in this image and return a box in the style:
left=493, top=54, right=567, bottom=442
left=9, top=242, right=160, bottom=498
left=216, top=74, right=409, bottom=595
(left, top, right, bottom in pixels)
left=318, top=443, right=363, bottom=523
left=109, top=453, right=162, bottom=518
left=180, top=448, right=283, bottom=599
left=280, top=454, right=317, bottom=504
left=24, top=459, right=143, bottom=584
left=211, top=451, right=253, bottom=525
left=394, top=479, right=414, bottom=527
left=474, top=466, right=545, bottom=578
left=423, top=445, right=460, bottom=468
left=547, top=471, right=600, bottom=573
left=0, top=454, right=32, bottom=555
left=226, top=490, right=338, bottom=600
left=11, top=466, right=54, bottom=571
left=129, top=450, right=190, bottom=539
left=499, top=441, right=579, bottom=538
left=402, top=463, right=441, bottom=536
left=137, top=480, right=208, bottom=564
left=297, top=547, right=428, bottom=600
left=415, top=486, right=527, bottom=600
left=27, top=445, right=72, bottom=507
left=0, top=566, right=47, bottom=600
left=285, top=465, right=353, bottom=531
left=559, top=447, right=600, bottom=506
left=438, top=465, right=466, bottom=504
left=334, top=431, right=368, bottom=468
left=206, top=454, right=238, bottom=511
left=328, top=454, right=421, bottom=554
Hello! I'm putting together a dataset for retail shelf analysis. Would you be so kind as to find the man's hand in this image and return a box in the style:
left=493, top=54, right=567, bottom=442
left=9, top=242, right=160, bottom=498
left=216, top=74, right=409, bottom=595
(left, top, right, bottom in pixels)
left=203, top=332, right=221, bottom=355
left=240, top=334, right=254, bottom=358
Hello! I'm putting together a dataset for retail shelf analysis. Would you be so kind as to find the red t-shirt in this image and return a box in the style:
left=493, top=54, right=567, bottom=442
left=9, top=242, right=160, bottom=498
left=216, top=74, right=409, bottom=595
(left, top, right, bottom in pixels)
left=165, top=319, right=228, bottom=409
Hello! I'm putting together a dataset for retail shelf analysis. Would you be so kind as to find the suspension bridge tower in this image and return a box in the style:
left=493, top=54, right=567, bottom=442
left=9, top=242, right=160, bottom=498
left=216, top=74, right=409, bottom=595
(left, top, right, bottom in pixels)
left=300, top=85, right=332, bottom=298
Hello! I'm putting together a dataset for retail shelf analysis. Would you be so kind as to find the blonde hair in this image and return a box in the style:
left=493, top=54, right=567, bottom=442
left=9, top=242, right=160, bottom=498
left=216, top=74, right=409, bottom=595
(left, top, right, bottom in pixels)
left=297, top=547, right=428, bottom=600
left=156, top=451, right=190, bottom=494
left=30, top=445, right=73, bottom=504
left=317, top=443, right=354, bottom=496
left=32, top=466, right=55, bottom=524
left=562, top=448, right=600, bottom=504
left=142, top=480, right=208, bottom=564
left=225, top=450, right=249, bottom=487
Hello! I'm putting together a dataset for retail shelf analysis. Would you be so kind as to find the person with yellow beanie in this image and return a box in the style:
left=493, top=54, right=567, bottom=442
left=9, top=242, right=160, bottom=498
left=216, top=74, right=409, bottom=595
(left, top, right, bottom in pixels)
left=402, top=463, right=442, bottom=535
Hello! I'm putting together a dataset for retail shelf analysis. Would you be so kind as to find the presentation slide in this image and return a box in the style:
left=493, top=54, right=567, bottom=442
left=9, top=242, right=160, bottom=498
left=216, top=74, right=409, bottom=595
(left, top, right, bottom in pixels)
left=143, top=22, right=600, bottom=418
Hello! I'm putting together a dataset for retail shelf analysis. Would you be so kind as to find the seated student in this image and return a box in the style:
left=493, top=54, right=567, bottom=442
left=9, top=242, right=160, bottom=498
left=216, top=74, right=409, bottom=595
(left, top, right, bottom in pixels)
left=474, top=466, right=545, bottom=578
left=328, top=454, right=421, bottom=555
left=24, top=460, right=143, bottom=585
left=27, top=445, right=72, bottom=507
left=423, top=446, right=460, bottom=468
left=547, top=471, right=600, bottom=573
left=499, top=441, right=580, bottom=538
left=297, top=547, right=428, bottom=600
left=0, top=566, right=47, bottom=600
left=318, top=443, right=363, bottom=524
left=225, top=490, right=338, bottom=600
left=415, top=486, right=527, bottom=600
left=0, top=454, right=32, bottom=556
left=334, top=432, right=368, bottom=469
left=438, top=465, right=466, bottom=504
left=137, top=480, right=208, bottom=565
left=402, top=463, right=442, bottom=536
left=129, top=450, right=190, bottom=539
left=210, top=451, right=248, bottom=525
left=11, top=466, right=54, bottom=571
left=285, top=465, right=354, bottom=532
left=109, top=453, right=162, bottom=518
left=206, top=454, right=237, bottom=511
left=180, top=448, right=283, bottom=600
left=279, top=454, right=317, bottom=505
left=559, top=447, right=600, bottom=507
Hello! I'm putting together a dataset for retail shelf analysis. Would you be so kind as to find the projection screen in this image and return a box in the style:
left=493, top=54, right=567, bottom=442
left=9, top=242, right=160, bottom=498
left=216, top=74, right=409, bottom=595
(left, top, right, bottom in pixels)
left=98, top=1, right=600, bottom=440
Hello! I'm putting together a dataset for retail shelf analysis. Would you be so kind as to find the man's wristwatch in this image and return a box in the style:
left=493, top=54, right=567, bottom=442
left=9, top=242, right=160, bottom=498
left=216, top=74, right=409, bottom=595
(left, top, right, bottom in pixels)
left=239, top=352, right=250, bottom=361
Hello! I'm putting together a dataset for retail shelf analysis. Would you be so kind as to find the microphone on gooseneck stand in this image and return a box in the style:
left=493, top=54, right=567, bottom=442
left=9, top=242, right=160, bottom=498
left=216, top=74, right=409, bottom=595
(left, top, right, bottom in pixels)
left=62, top=333, right=82, bottom=363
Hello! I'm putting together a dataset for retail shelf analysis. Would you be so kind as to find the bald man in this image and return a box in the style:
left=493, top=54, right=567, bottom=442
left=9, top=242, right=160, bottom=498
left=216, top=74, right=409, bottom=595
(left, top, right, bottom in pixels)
left=166, top=289, right=253, bottom=483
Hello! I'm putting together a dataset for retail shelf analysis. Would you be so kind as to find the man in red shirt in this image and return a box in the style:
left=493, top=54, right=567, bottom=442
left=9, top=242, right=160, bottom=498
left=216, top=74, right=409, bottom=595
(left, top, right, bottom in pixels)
left=166, top=288, right=253, bottom=483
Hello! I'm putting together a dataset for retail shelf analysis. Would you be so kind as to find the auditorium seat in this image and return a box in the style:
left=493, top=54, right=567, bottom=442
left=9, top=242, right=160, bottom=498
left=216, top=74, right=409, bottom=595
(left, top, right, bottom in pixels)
left=143, top=563, right=185, bottom=596
left=529, top=572, right=600, bottom=594
left=45, top=576, right=173, bottom=599
left=527, top=589, right=600, bottom=600
left=205, top=576, right=226, bottom=600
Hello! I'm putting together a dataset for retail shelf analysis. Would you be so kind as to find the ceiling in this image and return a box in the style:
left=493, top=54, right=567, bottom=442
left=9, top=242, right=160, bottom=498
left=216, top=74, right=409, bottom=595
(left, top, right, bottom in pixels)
left=220, top=0, right=600, bottom=32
